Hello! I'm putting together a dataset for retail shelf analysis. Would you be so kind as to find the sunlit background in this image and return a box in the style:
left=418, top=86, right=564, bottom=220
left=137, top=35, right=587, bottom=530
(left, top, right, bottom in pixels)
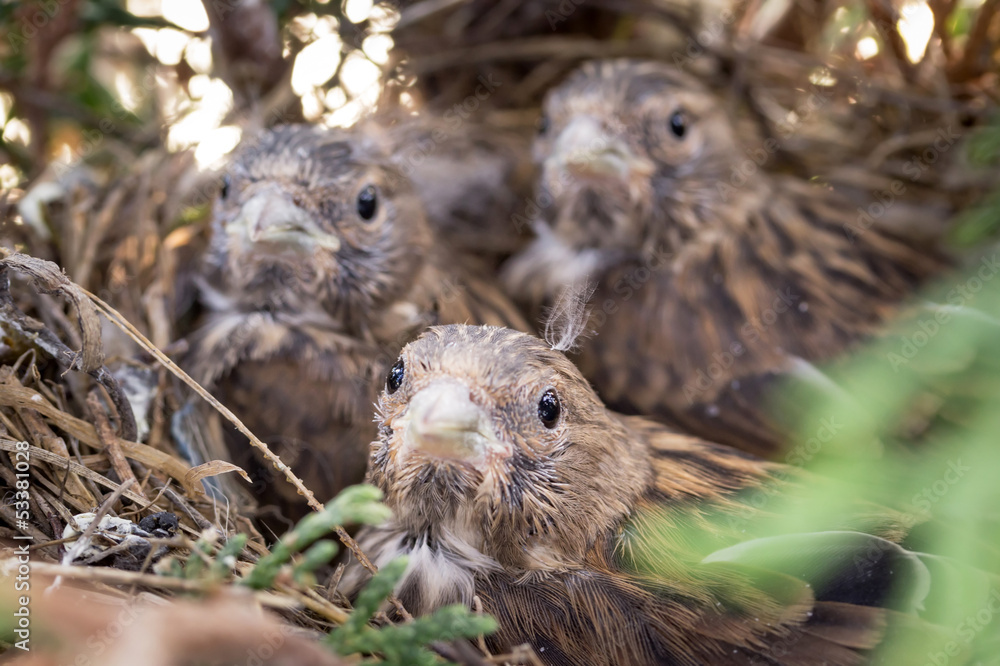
left=0, top=0, right=398, bottom=178
left=0, top=0, right=990, bottom=182
left=132, top=0, right=395, bottom=167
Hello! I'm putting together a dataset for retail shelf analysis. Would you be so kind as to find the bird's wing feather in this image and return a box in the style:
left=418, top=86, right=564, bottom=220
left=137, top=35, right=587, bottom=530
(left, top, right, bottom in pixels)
left=477, top=563, right=882, bottom=666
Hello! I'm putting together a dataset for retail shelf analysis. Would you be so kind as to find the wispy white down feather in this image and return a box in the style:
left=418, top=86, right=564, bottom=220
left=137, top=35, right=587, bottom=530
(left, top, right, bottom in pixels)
left=543, top=281, right=596, bottom=352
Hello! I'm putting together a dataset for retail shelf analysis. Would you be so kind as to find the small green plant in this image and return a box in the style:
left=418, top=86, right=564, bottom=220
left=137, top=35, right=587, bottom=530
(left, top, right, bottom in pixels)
left=327, top=558, right=497, bottom=665
left=227, top=484, right=497, bottom=664
left=242, top=484, right=389, bottom=589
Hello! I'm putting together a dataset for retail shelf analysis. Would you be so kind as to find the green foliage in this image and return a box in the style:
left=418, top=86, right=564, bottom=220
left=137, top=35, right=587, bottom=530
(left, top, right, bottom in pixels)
left=159, top=532, right=248, bottom=582
left=292, top=540, right=339, bottom=586
left=159, top=485, right=493, bottom=663
left=208, top=532, right=249, bottom=579
left=966, top=123, right=1000, bottom=168
left=774, top=272, right=1000, bottom=661
left=243, top=484, right=390, bottom=589
left=327, top=558, right=498, bottom=666
left=235, top=484, right=494, bottom=664
left=78, top=1, right=175, bottom=30
left=950, top=191, right=1000, bottom=247
left=775, top=162, right=1000, bottom=660
left=946, top=4, right=975, bottom=37
left=628, top=121, right=1000, bottom=663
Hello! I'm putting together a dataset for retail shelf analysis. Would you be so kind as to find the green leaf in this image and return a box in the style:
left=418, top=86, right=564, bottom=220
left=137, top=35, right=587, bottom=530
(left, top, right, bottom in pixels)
left=242, top=484, right=389, bottom=589
left=292, top=540, right=339, bottom=585
left=328, top=557, right=497, bottom=666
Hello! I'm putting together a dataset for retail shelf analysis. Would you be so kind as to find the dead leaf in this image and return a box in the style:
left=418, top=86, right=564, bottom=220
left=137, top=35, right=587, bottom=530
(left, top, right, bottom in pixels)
left=1, top=252, right=105, bottom=372
left=184, top=460, right=253, bottom=487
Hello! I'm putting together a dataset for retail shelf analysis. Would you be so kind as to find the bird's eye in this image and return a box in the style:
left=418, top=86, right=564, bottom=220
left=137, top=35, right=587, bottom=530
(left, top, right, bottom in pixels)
left=537, top=388, right=561, bottom=428
left=220, top=174, right=231, bottom=199
left=538, top=114, right=550, bottom=135
left=386, top=359, right=404, bottom=394
left=357, top=185, right=378, bottom=221
left=669, top=110, right=686, bottom=139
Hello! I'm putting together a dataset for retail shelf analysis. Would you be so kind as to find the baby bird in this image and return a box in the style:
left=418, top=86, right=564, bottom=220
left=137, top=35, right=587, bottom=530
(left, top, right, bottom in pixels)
left=185, top=125, right=527, bottom=524
left=341, top=324, right=927, bottom=665
left=503, top=60, right=948, bottom=457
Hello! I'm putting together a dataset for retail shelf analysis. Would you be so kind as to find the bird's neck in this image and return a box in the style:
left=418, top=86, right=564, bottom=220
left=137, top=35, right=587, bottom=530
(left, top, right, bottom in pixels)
left=351, top=513, right=498, bottom=616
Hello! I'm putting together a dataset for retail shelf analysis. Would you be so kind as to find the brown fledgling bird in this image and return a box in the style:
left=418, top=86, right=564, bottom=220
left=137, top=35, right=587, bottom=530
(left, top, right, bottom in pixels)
left=184, top=125, right=528, bottom=526
left=341, top=324, right=931, bottom=665
left=503, top=59, right=948, bottom=458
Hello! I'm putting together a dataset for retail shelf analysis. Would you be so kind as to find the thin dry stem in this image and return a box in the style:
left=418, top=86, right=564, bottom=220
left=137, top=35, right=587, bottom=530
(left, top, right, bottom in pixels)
left=77, top=278, right=410, bottom=617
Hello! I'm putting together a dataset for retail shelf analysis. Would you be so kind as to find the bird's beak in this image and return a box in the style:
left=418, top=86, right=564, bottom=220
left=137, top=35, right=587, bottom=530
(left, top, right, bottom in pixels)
left=551, top=116, right=654, bottom=183
left=403, top=380, right=508, bottom=462
left=231, top=192, right=340, bottom=251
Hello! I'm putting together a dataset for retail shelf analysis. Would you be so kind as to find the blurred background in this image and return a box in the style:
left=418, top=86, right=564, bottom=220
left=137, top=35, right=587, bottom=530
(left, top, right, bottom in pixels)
left=1, top=0, right=997, bottom=314
left=0, top=0, right=995, bottom=178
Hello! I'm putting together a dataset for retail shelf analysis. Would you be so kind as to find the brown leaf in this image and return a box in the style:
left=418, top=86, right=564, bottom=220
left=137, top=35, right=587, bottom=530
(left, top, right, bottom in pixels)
left=0, top=381, right=194, bottom=493
left=184, top=460, right=253, bottom=487
left=1, top=252, right=105, bottom=372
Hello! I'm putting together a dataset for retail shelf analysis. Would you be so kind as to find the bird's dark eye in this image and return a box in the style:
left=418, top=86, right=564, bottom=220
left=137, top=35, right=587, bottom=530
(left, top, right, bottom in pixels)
left=538, top=114, right=550, bottom=135
left=386, top=359, right=404, bottom=394
left=537, top=388, right=561, bottom=428
left=220, top=174, right=231, bottom=199
left=357, top=185, right=378, bottom=220
left=669, top=110, right=686, bottom=139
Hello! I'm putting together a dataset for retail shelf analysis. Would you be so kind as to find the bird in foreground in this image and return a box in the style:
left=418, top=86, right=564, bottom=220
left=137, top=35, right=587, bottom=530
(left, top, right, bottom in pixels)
left=503, top=59, right=948, bottom=458
left=340, top=324, right=941, bottom=665
left=184, top=125, right=528, bottom=525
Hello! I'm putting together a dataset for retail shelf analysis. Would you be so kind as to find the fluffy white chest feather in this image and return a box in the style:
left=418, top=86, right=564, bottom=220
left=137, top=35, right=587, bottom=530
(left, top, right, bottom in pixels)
left=345, top=517, right=500, bottom=616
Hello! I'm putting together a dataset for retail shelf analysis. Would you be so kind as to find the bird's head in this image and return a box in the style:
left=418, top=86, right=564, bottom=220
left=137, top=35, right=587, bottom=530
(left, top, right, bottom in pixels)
left=535, top=59, right=741, bottom=253
left=369, top=324, right=651, bottom=568
left=208, top=125, right=430, bottom=319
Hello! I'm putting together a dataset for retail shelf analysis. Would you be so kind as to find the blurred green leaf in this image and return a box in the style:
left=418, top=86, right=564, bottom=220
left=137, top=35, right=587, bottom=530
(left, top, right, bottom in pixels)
left=946, top=5, right=975, bottom=38
left=950, top=192, right=1000, bottom=247
left=243, top=484, right=389, bottom=589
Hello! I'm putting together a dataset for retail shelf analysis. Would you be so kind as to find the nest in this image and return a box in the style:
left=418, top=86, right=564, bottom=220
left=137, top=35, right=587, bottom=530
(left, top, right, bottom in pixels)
left=0, top=0, right=998, bottom=663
